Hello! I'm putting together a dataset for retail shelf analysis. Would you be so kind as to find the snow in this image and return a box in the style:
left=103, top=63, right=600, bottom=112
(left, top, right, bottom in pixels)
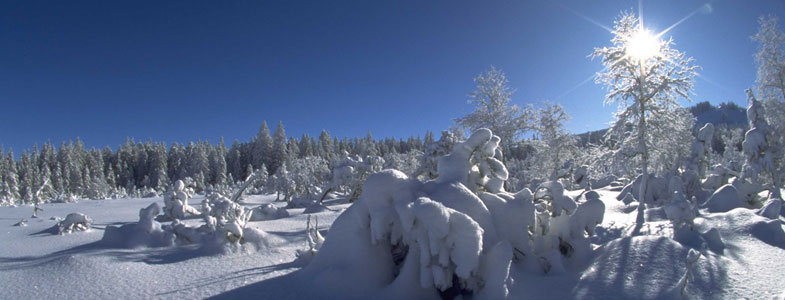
left=703, top=184, right=744, bottom=213
left=3, top=130, right=785, bottom=300
left=3, top=184, right=785, bottom=299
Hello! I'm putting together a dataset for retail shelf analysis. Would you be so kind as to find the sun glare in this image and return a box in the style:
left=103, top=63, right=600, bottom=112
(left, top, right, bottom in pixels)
left=626, top=29, right=660, bottom=62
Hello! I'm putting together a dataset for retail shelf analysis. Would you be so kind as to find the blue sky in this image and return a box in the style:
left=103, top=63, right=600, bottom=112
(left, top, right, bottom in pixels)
left=1, top=0, right=784, bottom=153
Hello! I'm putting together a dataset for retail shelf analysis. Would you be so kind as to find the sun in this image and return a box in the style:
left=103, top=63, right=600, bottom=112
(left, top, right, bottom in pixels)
left=626, top=29, right=660, bottom=62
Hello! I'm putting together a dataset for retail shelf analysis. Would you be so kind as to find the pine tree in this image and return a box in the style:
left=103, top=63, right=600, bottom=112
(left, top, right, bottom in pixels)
left=254, top=121, right=273, bottom=170
left=318, top=130, right=333, bottom=159
left=287, top=137, right=300, bottom=161
left=270, top=121, right=288, bottom=174
left=227, top=140, right=243, bottom=183
left=300, top=134, right=313, bottom=158
left=210, top=138, right=228, bottom=186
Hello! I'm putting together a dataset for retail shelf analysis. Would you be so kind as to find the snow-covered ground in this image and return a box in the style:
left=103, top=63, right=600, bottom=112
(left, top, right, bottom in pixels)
left=0, top=195, right=349, bottom=299
left=1, top=188, right=784, bottom=299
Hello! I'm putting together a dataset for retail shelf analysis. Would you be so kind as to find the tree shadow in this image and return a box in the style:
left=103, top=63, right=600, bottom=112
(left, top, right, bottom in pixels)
left=206, top=268, right=312, bottom=300
left=0, top=241, right=105, bottom=271
left=157, top=260, right=305, bottom=298
left=572, top=236, right=728, bottom=299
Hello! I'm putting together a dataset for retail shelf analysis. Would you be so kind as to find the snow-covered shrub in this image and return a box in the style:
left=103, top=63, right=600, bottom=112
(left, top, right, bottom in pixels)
left=288, top=156, right=330, bottom=200
left=677, top=248, right=701, bottom=298
left=295, top=215, right=325, bottom=263
left=701, top=164, right=736, bottom=191
left=415, top=131, right=457, bottom=180
left=570, top=191, right=606, bottom=238
left=300, top=128, right=603, bottom=298
left=664, top=191, right=698, bottom=231
left=383, top=150, right=422, bottom=177
left=616, top=173, right=670, bottom=207
left=713, top=126, right=745, bottom=175
left=51, top=193, right=78, bottom=204
left=202, top=191, right=247, bottom=225
left=323, top=152, right=384, bottom=202
left=687, top=123, right=714, bottom=178
left=101, top=202, right=174, bottom=248
left=267, top=165, right=296, bottom=201
left=572, top=165, right=590, bottom=190
left=162, top=180, right=199, bottom=220
left=251, top=203, right=289, bottom=221
left=57, top=213, right=92, bottom=234
left=106, top=170, right=273, bottom=251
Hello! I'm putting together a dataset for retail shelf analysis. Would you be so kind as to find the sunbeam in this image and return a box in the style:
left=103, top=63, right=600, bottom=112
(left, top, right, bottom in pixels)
left=550, top=0, right=613, bottom=33
left=555, top=66, right=608, bottom=101
left=656, top=1, right=716, bottom=39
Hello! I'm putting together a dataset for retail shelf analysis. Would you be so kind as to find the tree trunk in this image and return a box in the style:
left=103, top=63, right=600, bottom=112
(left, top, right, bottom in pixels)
left=319, top=187, right=333, bottom=205
left=636, top=62, right=649, bottom=230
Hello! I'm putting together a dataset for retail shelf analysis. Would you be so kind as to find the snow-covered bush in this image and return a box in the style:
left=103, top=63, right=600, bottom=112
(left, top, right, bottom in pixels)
left=162, top=180, right=199, bottom=220
left=295, top=215, right=325, bottom=263
left=57, top=213, right=92, bottom=234
left=415, top=131, right=457, bottom=180
left=677, top=248, right=701, bottom=298
left=663, top=191, right=698, bottom=231
left=572, top=165, right=590, bottom=190
left=288, top=156, right=330, bottom=200
left=616, top=173, right=670, bottom=207
left=268, top=164, right=296, bottom=201
left=300, top=128, right=604, bottom=298
left=701, top=164, right=737, bottom=191
left=383, top=150, right=422, bottom=177
left=101, top=202, right=175, bottom=248
left=323, top=152, right=383, bottom=202
left=687, top=123, right=714, bottom=178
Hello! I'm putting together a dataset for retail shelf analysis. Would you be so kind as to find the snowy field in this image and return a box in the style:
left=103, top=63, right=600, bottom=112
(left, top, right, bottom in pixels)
left=0, top=194, right=348, bottom=299
left=2, top=187, right=784, bottom=300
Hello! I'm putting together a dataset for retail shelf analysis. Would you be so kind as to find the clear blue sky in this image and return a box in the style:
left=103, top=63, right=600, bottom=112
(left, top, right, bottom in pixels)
left=2, top=0, right=784, bottom=153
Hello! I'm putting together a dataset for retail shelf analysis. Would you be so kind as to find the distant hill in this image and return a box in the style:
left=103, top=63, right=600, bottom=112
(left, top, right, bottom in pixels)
left=577, top=101, right=748, bottom=146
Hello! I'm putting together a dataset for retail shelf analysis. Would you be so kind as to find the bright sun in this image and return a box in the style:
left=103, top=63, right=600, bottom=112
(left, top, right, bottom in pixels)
left=626, top=29, right=660, bottom=62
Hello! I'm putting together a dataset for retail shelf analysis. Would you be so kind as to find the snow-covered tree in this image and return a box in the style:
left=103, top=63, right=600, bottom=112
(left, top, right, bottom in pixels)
left=687, top=123, right=714, bottom=178
left=318, top=130, right=334, bottom=160
left=456, top=66, right=535, bottom=149
left=592, top=11, right=698, bottom=228
left=288, top=156, right=330, bottom=200
left=752, top=15, right=785, bottom=195
left=741, top=90, right=783, bottom=198
left=209, top=138, right=228, bottom=187
left=270, top=121, right=288, bottom=175
left=253, top=121, right=273, bottom=171
left=534, top=102, right=577, bottom=181
left=300, top=128, right=605, bottom=298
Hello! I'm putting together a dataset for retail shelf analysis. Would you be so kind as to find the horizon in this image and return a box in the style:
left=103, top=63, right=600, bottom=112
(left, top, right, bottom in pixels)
left=2, top=0, right=784, bottom=153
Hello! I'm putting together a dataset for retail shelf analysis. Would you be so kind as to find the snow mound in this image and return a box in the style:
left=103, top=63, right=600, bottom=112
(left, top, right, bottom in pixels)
left=302, top=203, right=330, bottom=214
left=57, top=213, right=92, bottom=234
left=703, top=184, right=744, bottom=213
left=102, top=203, right=174, bottom=248
left=758, top=198, right=783, bottom=219
left=251, top=203, right=290, bottom=221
